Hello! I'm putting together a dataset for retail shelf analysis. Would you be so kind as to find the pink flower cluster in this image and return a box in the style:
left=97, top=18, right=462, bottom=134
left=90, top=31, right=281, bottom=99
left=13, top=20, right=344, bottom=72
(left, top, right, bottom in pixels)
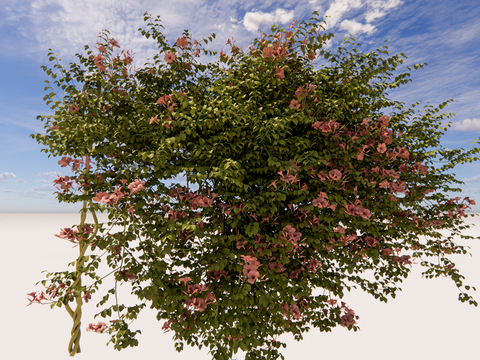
left=90, top=36, right=121, bottom=73
left=26, top=284, right=92, bottom=307
left=55, top=224, right=93, bottom=244
left=179, top=277, right=216, bottom=312
left=86, top=322, right=106, bottom=333
left=92, top=179, right=145, bottom=206
left=325, top=299, right=357, bottom=328
left=241, top=255, right=261, bottom=284
left=281, top=303, right=303, bottom=320
left=86, top=320, right=118, bottom=333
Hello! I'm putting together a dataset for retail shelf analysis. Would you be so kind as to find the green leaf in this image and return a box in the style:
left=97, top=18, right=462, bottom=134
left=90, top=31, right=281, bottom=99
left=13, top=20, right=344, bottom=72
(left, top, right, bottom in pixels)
left=245, top=222, right=260, bottom=237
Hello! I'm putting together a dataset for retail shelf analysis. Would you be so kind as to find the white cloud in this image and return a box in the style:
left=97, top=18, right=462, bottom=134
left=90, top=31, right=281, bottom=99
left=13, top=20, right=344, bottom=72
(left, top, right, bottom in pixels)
left=463, top=175, right=480, bottom=183
left=243, top=8, right=296, bottom=34
left=307, top=0, right=403, bottom=46
left=15, top=179, right=27, bottom=184
left=31, top=183, right=56, bottom=192
left=322, top=0, right=363, bottom=31
left=0, top=184, right=58, bottom=199
left=2, top=0, right=160, bottom=70
left=451, top=118, right=480, bottom=132
left=37, top=171, right=62, bottom=178
left=0, top=172, right=16, bottom=183
left=338, top=18, right=376, bottom=36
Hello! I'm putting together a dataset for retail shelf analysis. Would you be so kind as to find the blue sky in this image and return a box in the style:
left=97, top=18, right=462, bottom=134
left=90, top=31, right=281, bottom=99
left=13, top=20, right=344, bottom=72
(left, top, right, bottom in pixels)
left=1, top=0, right=480, bottom=213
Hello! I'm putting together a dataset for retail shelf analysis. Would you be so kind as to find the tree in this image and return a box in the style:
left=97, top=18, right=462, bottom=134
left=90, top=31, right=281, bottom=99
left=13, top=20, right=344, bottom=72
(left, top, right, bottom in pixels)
left=28, top=10, right=480, bottom=360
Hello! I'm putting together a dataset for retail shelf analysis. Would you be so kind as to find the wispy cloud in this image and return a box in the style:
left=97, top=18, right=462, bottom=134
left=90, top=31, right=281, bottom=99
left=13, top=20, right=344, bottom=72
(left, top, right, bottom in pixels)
left=462, top=175, right=480, bottom=183
left=451, top=119, right=480, bottom=132
left=36, top=171, right=62, bottom=179
left=0, top=184, right=58, bottom=200
left=363, top=0, right=404, bottom=23
left=0, top=172, right=16, bottom=183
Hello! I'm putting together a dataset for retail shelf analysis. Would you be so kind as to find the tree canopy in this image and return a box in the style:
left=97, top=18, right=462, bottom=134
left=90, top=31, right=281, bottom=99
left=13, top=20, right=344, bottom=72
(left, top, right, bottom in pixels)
left=29, top=10, right=480, bottom=360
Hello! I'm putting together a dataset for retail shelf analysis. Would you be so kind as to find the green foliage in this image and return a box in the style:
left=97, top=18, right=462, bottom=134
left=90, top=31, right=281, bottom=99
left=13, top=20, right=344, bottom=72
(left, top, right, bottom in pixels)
left=29, top=10, right=480, bottom=360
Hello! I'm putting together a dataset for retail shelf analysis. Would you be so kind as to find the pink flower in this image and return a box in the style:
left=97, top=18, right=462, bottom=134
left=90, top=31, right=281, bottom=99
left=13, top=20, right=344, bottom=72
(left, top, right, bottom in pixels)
left=328, top=169, right=342, bottom=181
left=306, top=259, right=321, bottom=272
left=156, top=94, right=173, bottom=106
left=69, top=105, right=80, bottom=113
left=58, top=156, right=72, bottom=167
left=122, top=50, right=133, bottom=64
left=176, top=36, right=188, bottom=49
left=247, top=270, right=260, bottom=284
left=398, top=147, right=410, bottom=159
left=108, top=38, right=120, bottom=48
left=111, top=188, right=124, bottom=202
left=241, top=255, right=261, bottom=284
left=290, top=304, right=301, bottom=319
left=82, top=291, right=91, bottom=303
left=128, top=179, right=146, bottom=196
left=53, top=176, right=74, bottom=192
left=365, top=236, right=380, bottom=247
left=307, top=51, right=317, bottom=61
left=377, top=115, right=390, bottom=128
left=164, top=52, right=176, bottom=63
left=162, top=321, right=171, bottom=333
left=111, top=245, right=121, bottom=256
left=54, top=227, right=77, bottom=242
left=95, top=41, right=107, bottom=54
left=93, top=54, right=106, bottom=72
left=192, top=297, right=207, bottom=311
left=312, top=193, right=329, bottom=208
left=242, top=263, right=257, bottom=275
left=382, top=248, right=393, bottom=256
left=340, top=314, right=356, bottom=327
left=275, top=66, right=285, bottom=79
left=377, top=143, right=387, bottom=154
left=26, top=291, right=45, bottom=306
left=268, top=262, right=285, bottom=272
left=149, top=115, right=159, bottom=125
left=93, top=191, right=119, bottom=205
left=179, top=277, right=192, bottom=286
left=86, top=322, right=107, bottom=333
left=289, top=99, right=301, bottom=109
left=122, top=269, right=136, bottom=280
